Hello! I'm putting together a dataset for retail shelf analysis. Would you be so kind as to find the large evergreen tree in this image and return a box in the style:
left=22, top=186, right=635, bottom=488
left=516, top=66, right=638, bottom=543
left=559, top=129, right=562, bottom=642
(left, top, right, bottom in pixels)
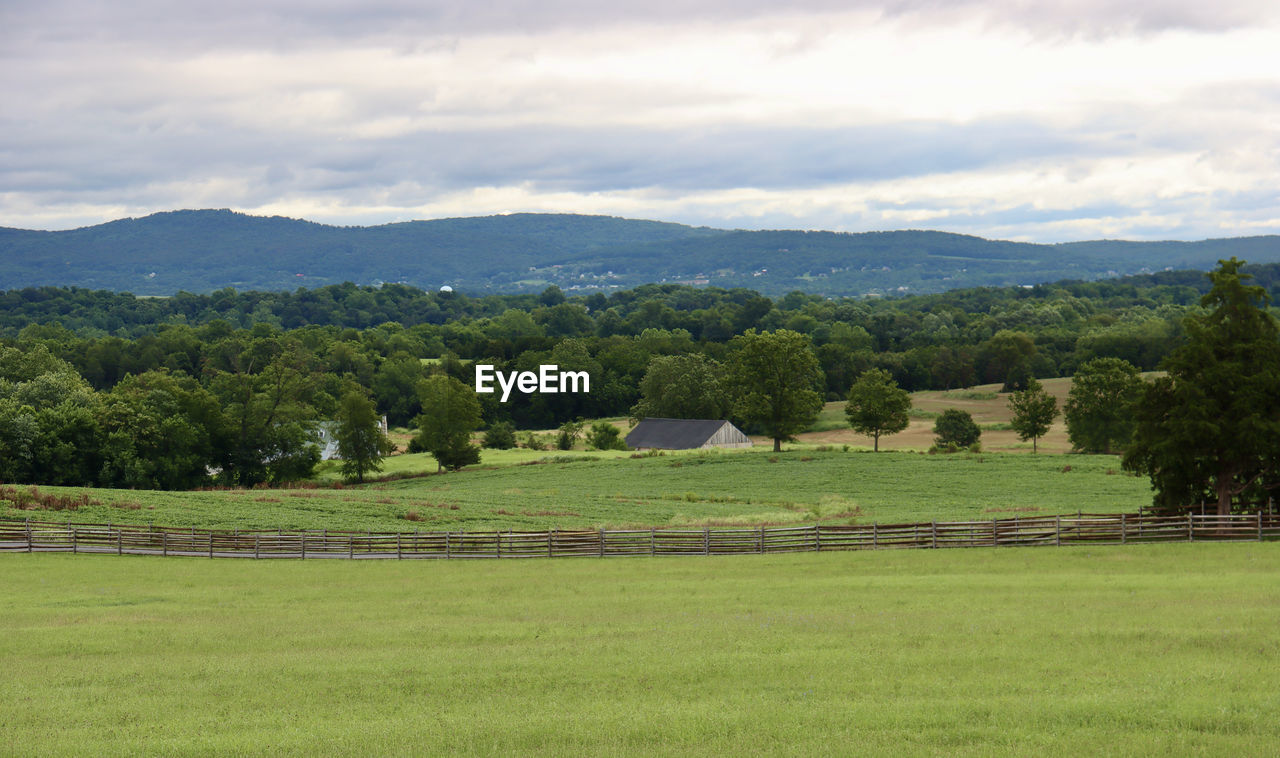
left=335, top=389, right=393, bottom=483
left=1123, top=258, right=1280, bottom=514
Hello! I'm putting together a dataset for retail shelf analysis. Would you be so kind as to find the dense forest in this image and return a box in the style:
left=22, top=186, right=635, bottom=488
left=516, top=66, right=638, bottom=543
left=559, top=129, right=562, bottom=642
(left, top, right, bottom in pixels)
left=4, top=261, right=1278, bottom=490
left=5, top=209, right=1280, bottom=296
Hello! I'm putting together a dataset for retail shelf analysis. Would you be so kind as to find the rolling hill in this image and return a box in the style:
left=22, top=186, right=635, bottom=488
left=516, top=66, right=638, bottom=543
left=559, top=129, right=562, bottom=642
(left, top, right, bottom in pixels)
left=3, top=209, right=1279, bottom=296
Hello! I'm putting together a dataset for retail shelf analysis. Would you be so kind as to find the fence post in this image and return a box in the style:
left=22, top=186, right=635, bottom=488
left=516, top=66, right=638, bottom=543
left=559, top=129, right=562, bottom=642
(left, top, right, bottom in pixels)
left=872, top=522, right=878, bottom=549
left=301, top=534, right=306, bottom=559
left=349, top=533, right=355, bottom=560
left=652, top=528, right=657, bottom=557
left=548, top=530, right=553, bottom=558
left=598, top=529, right=605, bottom=558
left=1259, top=511, right=1265, bottom=542
left=1055, top=515, right=1061, bottom=547
left=931, top=521, right=938, bottom=549
left=163, top=531, right=168, bottom=557
left=703, top=528, right=710, bottom=556
left=992, top=518, right=998, bottom=547
left=1121, top=513, right=1126, bottom=544
left=397, top=533, right=402, bottom=559
left=117, top=529, right=123, bottom=556
left=255, top=534, right=260, bottom=559
left=445, top=532, right=451, bottom=559
left=207, top=532, right=213, bottom=559
left=1188, top=512, right=1194, bottom=542
left=758, top=525, right=764, bottom=554
left=814, top=525, right=821, bottom=552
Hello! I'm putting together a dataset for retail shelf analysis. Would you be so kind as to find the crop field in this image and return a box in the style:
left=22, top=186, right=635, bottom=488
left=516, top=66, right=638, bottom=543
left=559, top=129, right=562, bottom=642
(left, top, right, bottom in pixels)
left=3, top=544, right=1278, bottom=756
left=0, top=449, right=1151, bottom=533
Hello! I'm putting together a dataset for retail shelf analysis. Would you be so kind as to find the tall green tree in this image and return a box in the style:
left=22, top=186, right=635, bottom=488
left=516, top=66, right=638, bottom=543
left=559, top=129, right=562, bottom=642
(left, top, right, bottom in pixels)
left=414, top=374, right=482, bottom=472
left=844, top=368, right=911, bottom=452
left=726, top=329, right=824, bottom=452
left=1008, top=378, right=1058, bottom=453
left=1064, top=357, right=1142, bottom=453
left=979, top=330, right=1037, bottom=390
left=207, top=343, right=321, bottom=486
left=97, top=371, right=223, bottom=490
left=1123, top=259, right=1280, bottom=515
left=335, top=389, right=393, bottom=483
left=631, top=353, right=729, bottom=420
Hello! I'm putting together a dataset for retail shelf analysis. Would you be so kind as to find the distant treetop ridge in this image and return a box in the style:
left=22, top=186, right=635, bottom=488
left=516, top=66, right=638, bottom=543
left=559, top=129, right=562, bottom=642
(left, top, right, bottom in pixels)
left=3, top=209, right=1279, bottom=297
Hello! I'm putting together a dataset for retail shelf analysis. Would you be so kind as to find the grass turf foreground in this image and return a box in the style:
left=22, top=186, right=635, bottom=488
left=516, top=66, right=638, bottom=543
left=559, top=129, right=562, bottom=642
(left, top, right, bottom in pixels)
left=3, top=545, right=1279, bottom=756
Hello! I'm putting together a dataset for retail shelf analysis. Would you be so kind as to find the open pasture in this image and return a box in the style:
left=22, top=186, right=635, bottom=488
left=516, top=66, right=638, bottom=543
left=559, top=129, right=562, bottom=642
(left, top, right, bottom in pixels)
left=803, top=378, right=1078, bottom=452
left=3, top=544, right=1278, bottom=756
left=1, top=449, right=1152, bottom=533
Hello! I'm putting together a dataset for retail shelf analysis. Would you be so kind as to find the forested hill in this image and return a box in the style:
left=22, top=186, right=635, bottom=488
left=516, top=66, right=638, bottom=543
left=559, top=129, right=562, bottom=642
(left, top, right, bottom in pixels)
left=4, top=209, right=1280, bottom=297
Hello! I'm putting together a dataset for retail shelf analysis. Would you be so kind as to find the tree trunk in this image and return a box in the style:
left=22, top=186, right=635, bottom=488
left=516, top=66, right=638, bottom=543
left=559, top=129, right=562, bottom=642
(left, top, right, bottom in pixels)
left=773, top=437, right=781, bottom=452
left=873, top=432, right=879, bottom=452
left=1217, top=479, right=1233, bottom=516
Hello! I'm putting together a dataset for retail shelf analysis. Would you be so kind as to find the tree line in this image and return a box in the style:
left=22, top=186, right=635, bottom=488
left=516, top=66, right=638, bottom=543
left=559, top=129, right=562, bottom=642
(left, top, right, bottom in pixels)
left=3, top=259, right=1278, bottom=512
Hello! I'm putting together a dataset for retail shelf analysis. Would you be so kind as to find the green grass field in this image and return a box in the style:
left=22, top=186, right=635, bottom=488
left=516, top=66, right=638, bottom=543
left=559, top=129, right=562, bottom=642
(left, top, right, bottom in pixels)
left=1, top=450, right=1152, bottom=532
left=3, top=544, right=1278, bottom=755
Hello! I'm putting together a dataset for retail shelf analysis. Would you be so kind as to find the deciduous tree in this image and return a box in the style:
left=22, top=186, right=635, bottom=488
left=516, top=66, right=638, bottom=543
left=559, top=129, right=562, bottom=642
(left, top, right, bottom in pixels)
left=844, top=368, right=911, bottom=452
left=726, top=329, right=824, bottom=452
left=1064, top=357, right=1142, bottom=453
left=631, top=354, right=729, bottom=420
left=1008, top=378, right=1058, bottom=453
left=933, top=408, right=981, bottom=451
left=414, top=374, right=482, bottom=472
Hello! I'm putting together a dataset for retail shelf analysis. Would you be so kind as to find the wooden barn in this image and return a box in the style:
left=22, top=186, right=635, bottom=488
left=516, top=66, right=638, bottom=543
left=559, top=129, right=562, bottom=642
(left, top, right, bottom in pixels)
left=624, top=418, right=754, bottom=450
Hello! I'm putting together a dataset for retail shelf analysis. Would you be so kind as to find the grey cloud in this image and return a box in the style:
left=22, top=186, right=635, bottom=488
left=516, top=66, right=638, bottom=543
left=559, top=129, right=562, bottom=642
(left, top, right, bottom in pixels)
left=0, top=114, right=1124, bottom=201
left=4, top=0, right=1274, bottom=54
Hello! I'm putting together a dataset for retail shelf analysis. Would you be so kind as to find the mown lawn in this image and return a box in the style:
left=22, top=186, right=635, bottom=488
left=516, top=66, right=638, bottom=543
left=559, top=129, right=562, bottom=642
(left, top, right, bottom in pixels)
left=2, top=544, right=1277, bottom=755
left=1, top=449, right=1152, bottom=532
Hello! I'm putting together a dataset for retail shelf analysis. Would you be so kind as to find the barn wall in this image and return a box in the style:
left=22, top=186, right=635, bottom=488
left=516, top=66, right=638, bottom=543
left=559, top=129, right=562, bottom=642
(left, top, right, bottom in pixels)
left=700, top=423, right=754, bottom=449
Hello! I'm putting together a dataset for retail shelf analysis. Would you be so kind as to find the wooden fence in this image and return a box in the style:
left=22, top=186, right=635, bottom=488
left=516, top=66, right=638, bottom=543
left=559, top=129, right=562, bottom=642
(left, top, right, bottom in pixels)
left=1, top=512, right=1278, bottom=560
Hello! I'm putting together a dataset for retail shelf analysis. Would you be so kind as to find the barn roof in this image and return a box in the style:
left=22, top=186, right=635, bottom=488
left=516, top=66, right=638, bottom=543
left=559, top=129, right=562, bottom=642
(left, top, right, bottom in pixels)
left=624, top=418, right=746, bottom=449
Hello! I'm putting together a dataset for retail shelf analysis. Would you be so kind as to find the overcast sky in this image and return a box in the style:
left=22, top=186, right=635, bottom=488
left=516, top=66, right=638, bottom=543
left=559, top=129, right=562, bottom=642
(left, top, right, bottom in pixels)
left=3, top=1, right=1278, bottom=240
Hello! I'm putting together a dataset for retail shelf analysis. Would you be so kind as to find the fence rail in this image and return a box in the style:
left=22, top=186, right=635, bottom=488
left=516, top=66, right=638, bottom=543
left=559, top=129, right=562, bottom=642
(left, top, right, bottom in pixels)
left=1, top=512, right=1277, bottom=560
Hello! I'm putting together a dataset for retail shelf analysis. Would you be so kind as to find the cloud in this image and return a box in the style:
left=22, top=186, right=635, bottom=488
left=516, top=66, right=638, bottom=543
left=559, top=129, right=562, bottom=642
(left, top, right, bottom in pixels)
left=2, top=1, right=1280, bottom=242
left=6, top=0, right=1277, bottom=51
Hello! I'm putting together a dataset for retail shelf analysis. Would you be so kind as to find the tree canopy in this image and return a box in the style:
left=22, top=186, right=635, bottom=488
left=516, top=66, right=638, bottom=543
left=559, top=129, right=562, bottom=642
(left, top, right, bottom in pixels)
left=726, top=329, right=824, bottom=452
left=1008, top=378, right=1059, bottom=454
left=1064, top=357, right=1142, bottom=454
left=933, top=409, right=981, bottom=451
left=844, top=368, right=911, bottom=452
left=335, top=389, right=393, bottom=483
left=414, top=374, right=482, bottom=472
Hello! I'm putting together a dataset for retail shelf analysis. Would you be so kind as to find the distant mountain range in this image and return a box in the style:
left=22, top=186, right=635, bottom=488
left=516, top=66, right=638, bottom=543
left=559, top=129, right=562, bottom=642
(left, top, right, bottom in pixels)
left=3, top=209, right=1279, bottom=297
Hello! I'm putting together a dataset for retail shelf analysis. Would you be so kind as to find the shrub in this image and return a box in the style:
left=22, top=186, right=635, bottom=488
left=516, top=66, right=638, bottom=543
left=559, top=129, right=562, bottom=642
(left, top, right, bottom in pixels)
left=586, top=420, right=628, bottom=451
left=482, top=422, right=517, bottom=450
left=932, top=408, right=981, bottom=451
